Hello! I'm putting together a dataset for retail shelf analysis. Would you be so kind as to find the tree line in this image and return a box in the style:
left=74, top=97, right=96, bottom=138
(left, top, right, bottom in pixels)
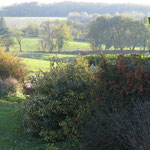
left=87, top=15, right=150, bottom=51
left=0, top=15, right=73, bottom=52
left=1, top=14, right=150, bottom=52
left=0, top=2, right=150, bottom=17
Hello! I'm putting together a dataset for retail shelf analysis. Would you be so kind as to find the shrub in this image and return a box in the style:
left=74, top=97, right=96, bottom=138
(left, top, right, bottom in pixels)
left=46, top=144, right=59, bottom=150
left=84, top=55, right=103, bottom=66
left=85, top=54, right=117, bottom=66
left=81, top=100, right=150, bottom=150
left=80, top=104, right=124, bottom=150
left=0, top=50, right=28, bottom=82
left=22, top=56, right=97, bottom=142
left=0, top=77, right=18, bottom=96
left=111, top=100, right=150, bottom=150
left=94, top=54, right=150, bottom=108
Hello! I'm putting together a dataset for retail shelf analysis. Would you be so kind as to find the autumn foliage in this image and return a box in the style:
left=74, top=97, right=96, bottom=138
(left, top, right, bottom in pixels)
left=0, top=50, right=28, bottom=82
left=94, top=54, right=150, bottom=107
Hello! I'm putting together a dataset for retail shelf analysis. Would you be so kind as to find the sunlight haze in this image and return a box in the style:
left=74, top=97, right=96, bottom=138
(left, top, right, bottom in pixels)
left=1, top=0, right=150, bottom=7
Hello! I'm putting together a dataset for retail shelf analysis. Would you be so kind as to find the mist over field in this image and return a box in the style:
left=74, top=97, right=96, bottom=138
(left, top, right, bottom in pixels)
left=0, top=1, right=150, bottom=17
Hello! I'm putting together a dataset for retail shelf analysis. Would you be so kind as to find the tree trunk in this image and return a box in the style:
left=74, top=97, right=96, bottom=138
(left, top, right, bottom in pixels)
left=132, top=46, right=135, bottom=51
left=19, top=42, right=22, bottom=52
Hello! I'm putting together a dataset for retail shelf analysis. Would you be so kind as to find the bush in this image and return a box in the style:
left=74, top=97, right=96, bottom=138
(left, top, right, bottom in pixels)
left=81, top=100, right=150, bottom=150
left=80, top=104, right=124, bottom=150
left=22, top=56, right=98, bottom=142
left=111, top=100, right=150, bottom=150
left=94, top=54, right=150, bottom=108
left=81, top=54, right=150, bottom=150
left=0, top=77, right=18, bottom=96
left=0, top=50, right=28, bottom=81
left=85, top=54, right=117, bottom=66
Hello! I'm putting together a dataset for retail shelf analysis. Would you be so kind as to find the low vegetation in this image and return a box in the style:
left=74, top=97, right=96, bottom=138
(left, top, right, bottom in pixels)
left=0, top=50, right=28, bottom=81
left=0, top=51, right=150, bottom=149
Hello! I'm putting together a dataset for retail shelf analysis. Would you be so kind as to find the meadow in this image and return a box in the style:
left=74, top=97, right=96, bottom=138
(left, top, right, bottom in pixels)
left=0, top=99, right=47, bottom=149
left=10, top=37, right=89, bottom=73
left=5, top=17, right=66, bottom=28
left=11, top=37, right=91, bottom=52
left=22, top=53, right=77, bottom=73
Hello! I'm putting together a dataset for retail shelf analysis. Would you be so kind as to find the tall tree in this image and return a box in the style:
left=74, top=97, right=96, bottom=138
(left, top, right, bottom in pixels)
left=0, top=15, right=8, bottom=36
left=53, top=21, right=73, bottom=51
left=87, top=16, right=112, bottom=51
left=0, top=15, right=14, bottom=52
left=39, top=21, right=56, bottom=52
left=13, top=29, right=24, bottom=52
left=0, top=32, right=14, bottom=52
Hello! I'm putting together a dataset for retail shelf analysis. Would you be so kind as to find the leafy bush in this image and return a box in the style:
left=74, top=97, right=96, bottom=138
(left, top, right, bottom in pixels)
left=22, top=56, right=97, bottom=142
left=84, top=55, right=103, bottom=66
left=85, top=54, right=117, bottom=66
left=46, top=144, right=59, bottom=150
left=0, top=50, right=28, bottom=81
left=94, top=54, right=150, bottom=108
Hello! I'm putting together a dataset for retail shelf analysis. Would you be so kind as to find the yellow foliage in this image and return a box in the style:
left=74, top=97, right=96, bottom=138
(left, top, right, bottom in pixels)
left=0, top=49, right=28, bottom=82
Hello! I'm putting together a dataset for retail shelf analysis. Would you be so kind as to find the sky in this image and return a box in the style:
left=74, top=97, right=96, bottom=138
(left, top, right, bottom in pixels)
left=1, top=0, right=150, bottom=7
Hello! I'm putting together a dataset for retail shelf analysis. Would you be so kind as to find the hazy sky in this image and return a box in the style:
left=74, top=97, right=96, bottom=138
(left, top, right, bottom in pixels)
left=1, top=0, right=150, bottom=7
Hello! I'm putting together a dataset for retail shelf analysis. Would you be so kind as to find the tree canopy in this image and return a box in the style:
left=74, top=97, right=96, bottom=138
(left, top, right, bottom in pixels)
left=87, top=15, right=150, bottom=51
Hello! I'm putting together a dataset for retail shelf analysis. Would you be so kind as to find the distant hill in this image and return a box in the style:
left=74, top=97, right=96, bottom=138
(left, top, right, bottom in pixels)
left=0, top=1, right=150, bottom=17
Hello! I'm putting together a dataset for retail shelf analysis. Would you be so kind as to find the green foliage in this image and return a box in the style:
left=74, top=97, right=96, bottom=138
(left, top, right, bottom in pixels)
left=54, top=21, right=73, bottom=51
left=22, top=24, right=39, bottom=37
left=85, top=54, right=117, bottom=66
left=0, top=32, right=15, bottom=52
left=0, top=15, right=15, bottom=52
left=0, top=15, right=8, bottom=36
left=47, top=144, right=59, bottom=150
left=87, top=15, right=150, bottom=51
left=0, top=50, right=28, bottom=81
left=22, top=56, right=97, bottom=142
left=39, top=21, right=73, bottom=52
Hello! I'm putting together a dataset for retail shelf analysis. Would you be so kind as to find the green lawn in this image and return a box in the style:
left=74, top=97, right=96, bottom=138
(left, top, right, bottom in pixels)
left=21, top=54, right=77, bottom=72
left=63, top=41, right=91, bottom=51
left=12, top=37, right=40, bottom=52
left=20, top=53, right=77, bottom=61
left=0, top=99, right=47, bottom=149
left=11, top=37, right=91, bottom=52
left=0, top=98, right=81, bottom=149
left=22, top=58, right=51, bottom=72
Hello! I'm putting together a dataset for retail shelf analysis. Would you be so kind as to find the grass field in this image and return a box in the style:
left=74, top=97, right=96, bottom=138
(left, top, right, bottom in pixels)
left=0, top=98, right=80, bottom=149
left=63, top=41, right=91, bottom=51
left=22, top=58, right=51, bottom=72
left=12, top=37, right=40, bottom=52
left=5, top=17, right=66, bottom=28
left=21, top=53, right=77, bottom=73
left=20, top=53, right=77, bottom=61
left=11, top=37, right=91, bottom=52
left=0, top=98, right=47, bottom=149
